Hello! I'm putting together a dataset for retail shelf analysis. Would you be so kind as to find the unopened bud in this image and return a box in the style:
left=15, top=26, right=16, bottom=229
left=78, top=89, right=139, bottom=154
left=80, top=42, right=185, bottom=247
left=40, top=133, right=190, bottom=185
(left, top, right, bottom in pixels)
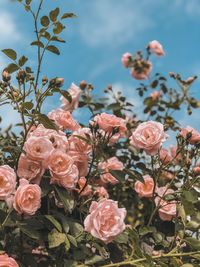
left=79, top=80, right=87, bottom=89
left=2, top=69, right=11, bottom=82
left=42, top=76, right=48, bottom=85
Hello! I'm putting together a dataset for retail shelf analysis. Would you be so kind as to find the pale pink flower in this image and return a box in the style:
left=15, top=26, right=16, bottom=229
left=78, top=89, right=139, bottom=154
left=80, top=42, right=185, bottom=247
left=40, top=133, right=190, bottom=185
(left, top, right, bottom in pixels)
left=13, top=179, right=41, bottom=216
left=180, top=126, right=200, bottom=145
left=93, top=113, right=127, bottom=136
left=60, top=83, right=82, bottom=111
left=193, top=165, right=200, bottom=174
left=68, top=151, right=89, bottom=177
left=94, top=186, right=109, bottom=199
left=77, top=177, right=92, bottom=197
left=98, top=157, right=124, bottom=185
left=24, top=136, right=54, bottom=163
left=0, top=165, right=16, bottom=200
left=69, top=127, right=92, bottom=154
left=130, top=121, right=168, bottom=155
left=131, top=60, right=152, bottom=80
left=48, top=150, right=79, bottom=190
left=0, top=254, right=19, bottom=267
left=155, top=186, right=176, bottom=221
left=159, top=148, right=172, bottom=164
left=161, top=171, right=174, bottom=180
left=134, top=175, right=154, bottom=198
left=29, top=124, right=69, bottom=152
left=150, top=91, right=161, bottom=100
left=121, top=52, right=132, bottom=68
left=84, top=199, right=126, bottom=243
left=48, top=108, right=80, bottom=131
left=149, top=40, right=165, bottom=56
left=17, top=154, right=45, bottom=184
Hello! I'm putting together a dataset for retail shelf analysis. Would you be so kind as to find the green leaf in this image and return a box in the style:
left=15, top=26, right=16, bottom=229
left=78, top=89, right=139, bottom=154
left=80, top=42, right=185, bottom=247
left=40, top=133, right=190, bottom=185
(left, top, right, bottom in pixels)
left=85, top=255, right=105, bottom=265
left=184, top=237, right=200, bottom=250
left=6, top=63, right=19, bottom=73
left=68, top=221, right=83, bottom=238
left=45, top=215, right=62, bottom=232
left=18, top=55, right=28, bottom=67
left=19, top=224, right=41, bottom=240
left=46, top=45, right=60, bottom=55
left=23, top=101, right=34, bottom=110
left=59, top=89, right=72, bottom=102
left=182, top=190, right=198, bottom=203
left=36, top=113, right=59, bottom=130
left=31, top=41, right=44, bottom=48
left=53, top=22, right=65, bottom=35
left=107, top=103, right=121, bottom=111
left=48, top=229, right=66, bottom=248
left=65, top=236, right=71, bottom=251
left=49, top=8, right=60, bottom=22
left=51, top=36, right=66, bottom=43
left=110, top=170, right=125, bottom=182
left=67, top=234, right=77, bottom=247
left=26, top=0, right=32, bottom=4
left=40, top=16, right=50, bottom=27
left=2, top=49, right=17, bottom=60
left=61, top=13, right=77, bottom=19
left=54, top=186, right=75, bottom=212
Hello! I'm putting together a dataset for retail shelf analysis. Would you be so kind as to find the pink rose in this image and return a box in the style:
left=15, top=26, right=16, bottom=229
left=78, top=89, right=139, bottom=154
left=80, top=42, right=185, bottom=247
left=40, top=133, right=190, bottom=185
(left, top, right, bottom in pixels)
left=161, top=171, right=174, bottom=180
left=48, top=150, right=79, bottom=190
left=134, top=175, right=154, bottom=198
left=76, top=177, right=92, bottom=197
left=148, top=40, right=165, bottom=56
left=155, top=186, right=176, bottom=221
left=0, top=165, right=16, bottom=200
left=69, top=128, right=92, bottom=154
left=0, top=254, right=19, bottom=267
left=193, top=165, right=200, bottom=174
left=93, top=113, right=127, bottom=136
left=17, top=154, right=45, bottom=184
left=180, top=126, right=200, bottom=145
left=150, top=91, right=161, bottom=101
left=84, top=199, right=126, bottom=243
left=68, top=151, right=89, bottom=177
left=98, top=157, right=124, bottom=185
left=60, top=83, right=82, bottom=111
left=48, top=108, right=80, bottom=131
left=94, top=186, right=109, bottom=199
left=121, top=52, right=132, bottom=68
left=131, top=60, right=152, bottom=80
left=130, top=121, right=168, bottom=155
left=13, top=179, right=41, bottom=216
left=159, top=148, right=172, bottom=164
left=24, top=136, right=54, bottom=163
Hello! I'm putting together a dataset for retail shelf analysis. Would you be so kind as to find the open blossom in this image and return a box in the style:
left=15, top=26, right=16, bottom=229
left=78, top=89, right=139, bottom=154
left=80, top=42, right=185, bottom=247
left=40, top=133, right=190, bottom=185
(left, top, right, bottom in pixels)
left=13, top=179, right=41, bottom=216
left=17, top=154, right=45, bottom=184
left=98, top=157, right=124, bottom=184
left=148, top=40, right=165, bottom=56
left=0, top=254, right=19, bottom=267
left=68, top=151, right=89, bottom=177
left=29, top=124, right=69, bottom=152
left=193, top=165, right=200, bottom=174
left=60, top=83, right=82, bottom=111
left=48, top=108, right=80, bottom=131
left=94, top=186, right=109, bottom=199
left=76, top=177, right=92, bottom=197
left=155, top=186, right=176, bottom=221
left=69, top=127, right=92, bottom=154
left=0, top=165, right=16, bottom=200
left=131, top=60, right=152, bottom=80
left=48, top=150, right=79, bottom=190
left=121, top=52, right=132, bottom=68
left=159, top=148, right=172, bottom=164
left=24, top=136, right=54, bottom=163
left=180, top=126, right=200, bottom=145
left=93, top=113, right=127, bottom=136
left=130, top=121, right=168, bottom=155
left=150, top=91, right=161, bottom=101
left=84, top=199, right=126, bottom=243
left=134, top=175, right=154, bottom=198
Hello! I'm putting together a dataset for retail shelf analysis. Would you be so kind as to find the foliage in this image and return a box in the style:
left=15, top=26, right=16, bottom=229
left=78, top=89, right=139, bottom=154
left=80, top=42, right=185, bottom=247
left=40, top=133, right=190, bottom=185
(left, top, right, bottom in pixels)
left=0, top=1, right=199, bottom=266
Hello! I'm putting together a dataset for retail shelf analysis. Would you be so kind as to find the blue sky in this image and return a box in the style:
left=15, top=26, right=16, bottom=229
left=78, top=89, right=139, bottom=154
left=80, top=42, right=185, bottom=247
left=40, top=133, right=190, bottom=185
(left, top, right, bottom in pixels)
left=0, top=0, right=200, bottom=132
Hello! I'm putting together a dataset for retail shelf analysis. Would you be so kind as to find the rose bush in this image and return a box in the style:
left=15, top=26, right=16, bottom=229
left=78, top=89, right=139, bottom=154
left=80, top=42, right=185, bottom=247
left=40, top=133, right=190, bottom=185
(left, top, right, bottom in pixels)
left=0, top=1, right=199, bottom=266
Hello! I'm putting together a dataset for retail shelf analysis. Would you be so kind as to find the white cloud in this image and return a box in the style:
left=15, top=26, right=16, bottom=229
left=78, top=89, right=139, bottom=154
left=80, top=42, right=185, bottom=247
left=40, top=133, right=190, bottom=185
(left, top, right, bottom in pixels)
left=79, top=0, right=154, bottom=47
left=0, top=12, right=21, bottom=47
